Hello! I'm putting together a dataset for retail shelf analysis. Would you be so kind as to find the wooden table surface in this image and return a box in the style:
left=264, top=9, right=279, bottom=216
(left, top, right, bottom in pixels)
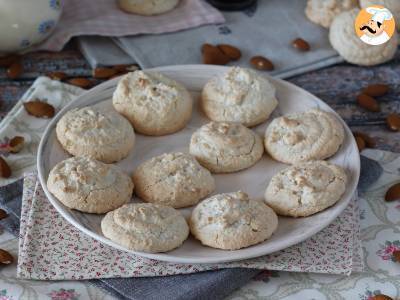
left=0, top=48, right=399, bottom=152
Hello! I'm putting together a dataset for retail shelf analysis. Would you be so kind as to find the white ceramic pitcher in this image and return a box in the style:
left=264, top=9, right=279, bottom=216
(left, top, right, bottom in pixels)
left=0, top=0, right=63, bottom=54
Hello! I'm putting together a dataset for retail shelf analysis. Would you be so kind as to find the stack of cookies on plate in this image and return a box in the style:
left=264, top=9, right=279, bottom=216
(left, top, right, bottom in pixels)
left=47, top=67, right=348, bottom=253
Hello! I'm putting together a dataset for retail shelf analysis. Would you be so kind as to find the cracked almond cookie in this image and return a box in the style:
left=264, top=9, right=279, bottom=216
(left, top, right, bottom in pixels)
left=201, top=67, right=278, bottom=127
left=305, top=0, right=358, bottom=28
left=132, top=152, right=215, bottom=208
left=190, top=191, right=278, bottom=250
left=102, top=203, right=189, bottom=253
left=264, top=109, right=344, bottom=164
left=47, top=156, right=134, bottom=214
left=112, top=71, right=192, bottom=136
left=189, top=121, right=264, bottom=173
left=56, top=106, right=135, bottom=163
left=264, top=161, right=347, bottom=217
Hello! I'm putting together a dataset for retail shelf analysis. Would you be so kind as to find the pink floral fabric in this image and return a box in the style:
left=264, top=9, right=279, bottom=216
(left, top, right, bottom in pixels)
left=17, top=172, right=363, bottom=280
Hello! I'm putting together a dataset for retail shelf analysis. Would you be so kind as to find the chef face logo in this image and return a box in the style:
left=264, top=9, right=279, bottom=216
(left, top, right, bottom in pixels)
left=354, top=5, right=395, bottom=45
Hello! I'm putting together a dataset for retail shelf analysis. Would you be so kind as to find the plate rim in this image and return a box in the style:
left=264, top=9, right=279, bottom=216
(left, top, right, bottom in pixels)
left=37, top=64, right=360, bottom=264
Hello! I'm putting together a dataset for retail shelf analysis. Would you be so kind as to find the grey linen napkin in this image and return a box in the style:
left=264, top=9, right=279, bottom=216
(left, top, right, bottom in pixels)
left=78, top=0, right=344, bottom=78
left=0, top=155, right=382, bottom=300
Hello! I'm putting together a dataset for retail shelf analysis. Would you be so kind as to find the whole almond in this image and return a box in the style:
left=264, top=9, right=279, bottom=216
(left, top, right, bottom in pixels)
left=353, top=132, right=375, bottom=148
left=112, top=64, right=139, bottom=73
left=201, top=43, right=214, bottom=53
left=47, top=71, right=67, bottom=81
left=23, top=100, right=55, bottom=118
left=250, top=56, right=274, bottom=71
left=386, top=113, right=400, bottom=131
left=202, top=44, right=230, bottom=65
left=356, top=94, right=380, bottom=112
left=217, top=44, right=241, bottom=60
left=0, top=54, right=19, bottom=67
left=9, top=136, right=25, bottom=153
left=385, top=182, right=400, bottom=202
left=92, top=67, right=118, bottom=79
left=355, top=136, right=365, bottom=152
left=6, top=62, right=23, bottom=79
left=0, top=249, right=13, bottom=265
left=0, top=209, right=7, bottom=220
left=393, top=250, right=400, bottom=262
left=67, top=77, right=92, bottom=89
left=362, top=84, right=389, bottom=97
left=292, top=38, right=310, bottom=51
left=371, top=295, right=393, bottom=300
left=0, top=157, right=11, bottom=178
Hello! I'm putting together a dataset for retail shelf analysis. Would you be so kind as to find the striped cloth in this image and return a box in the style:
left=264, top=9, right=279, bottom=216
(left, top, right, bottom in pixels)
left=37, top=0, right=224, bottom=51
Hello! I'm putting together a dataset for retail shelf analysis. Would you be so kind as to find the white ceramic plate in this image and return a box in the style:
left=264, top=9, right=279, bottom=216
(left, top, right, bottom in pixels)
left=37, top=65, right=360, bottom=264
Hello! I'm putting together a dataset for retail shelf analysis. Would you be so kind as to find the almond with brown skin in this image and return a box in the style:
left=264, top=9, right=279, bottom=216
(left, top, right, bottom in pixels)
left=67, top=77, right=92, bottom=89
left=0, top=209, right=7, bottom=220
left=393, top=250, right=400, bottom=262
left=355, top=136, right=365, bottom=152
left=113, top=64, right=139, bottom=73
left=201, top=43, right=214, bottom=53
left=292, top=38, right=310, bottom=51
left=202, top=44, right=230, bottom=65
left=6, top=62, right=23, bottom=79
left=0, top=157, right=11, bottom=178
left=47, top=71, right=67, bottom=81
left=386, top=113, right=400, bottom=131
left=250, top=56, right=274, bottom=71
left=9, top=136, right=25, bottom=153
left=92, top=67, right=118, bottom=79
left=353, top=132, right=375, bottom=148
left=356, top=94, right=380, bottom=112
left=385, top=183, right=400, bottom=202
left=23, top=100, right=55, bottom=118
left=0, top=54, right=19, bottom=67
left=362, top=84, right=389, bottom=97
left=371, top=295, right=393, bottom=300
left=0, top=249, right=13, bottom=265
left=217, top=44, right=241, bottom=60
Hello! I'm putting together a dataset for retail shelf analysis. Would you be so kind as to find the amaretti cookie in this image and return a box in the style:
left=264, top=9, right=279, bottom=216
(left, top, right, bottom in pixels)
left=56, top=106, right=135, bottom=163
left=264, top=161, right=347, bottom=217
left=189, top=121, right=264, bottom=173
left=101, top=203, right=189, bottom=253
left=118, top=0, right=179, bottom=16
left=132, top=152, right=215, bottom=208
left=201, top=67, right=278, bottom=127
left=112, top=71, right=193, bottom=136
left=329, top=9, right=398, bottom=66
left=47, top=156, right=133, bottom=214
left=264, top=109, right=344, bottom=164
left=360, top=0, right=400, bottom=31
left=190, top=191, right=278, bottom=250
left=305, top=0, right=358, bottom=28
